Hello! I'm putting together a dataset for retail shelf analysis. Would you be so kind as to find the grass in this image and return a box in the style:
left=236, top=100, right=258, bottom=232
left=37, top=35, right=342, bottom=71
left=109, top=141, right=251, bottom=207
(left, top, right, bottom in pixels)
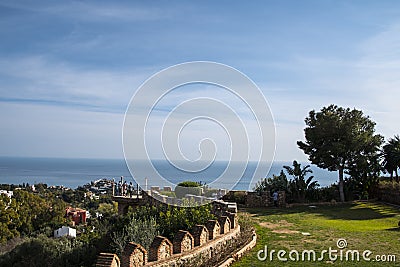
left=233, top=201, right=400, bottom=266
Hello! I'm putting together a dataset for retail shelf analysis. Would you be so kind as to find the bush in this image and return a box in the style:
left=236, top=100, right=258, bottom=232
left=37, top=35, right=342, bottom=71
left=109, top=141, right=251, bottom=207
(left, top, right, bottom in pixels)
left=222, top=191, right=247, bottom=204
left=123, top=204, right=215, bottom=241
left=379, top=180, right=400, bottom=191
left=111, top=217, right=158, bottom=256
left=253, top=170, right=288, bottom=195
left=0, top=234, right=102, bottom=267
left=177, top=181, right=201, bottom=187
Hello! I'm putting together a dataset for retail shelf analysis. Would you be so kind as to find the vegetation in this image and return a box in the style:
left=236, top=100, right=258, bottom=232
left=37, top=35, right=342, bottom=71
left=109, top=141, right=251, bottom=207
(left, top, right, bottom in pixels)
left=0, top=233, right=107, bottom=267
left=107, top=203, right=215, bottom=257
left=284, top=160, right=319, bottom=203
left=254, top=161, right=319, bottom=203
left=0, top=190, right=66, bottom=243
left=381, top=135, right=400, bottom=181
left=0, top=179, right=217, bottom=266
left=177, top=181, right=202, bottom=187
left=297, top=105, right=383, bottom=202
left=2, top=104, right=400, bottom=265
left=0, top=183, right=117, bottom=266
left=111, top=217, right=158, bottom=255
left=233, top=202, right=400, bottom=266
left=254, top=170, right=288, bottom=195
left=117, top=204, right=215, bottom=240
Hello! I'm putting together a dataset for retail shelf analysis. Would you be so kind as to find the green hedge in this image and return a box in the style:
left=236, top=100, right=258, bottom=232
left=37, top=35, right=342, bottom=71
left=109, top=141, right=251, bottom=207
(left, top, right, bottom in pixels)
left=177, top=181, right=201, bottom=187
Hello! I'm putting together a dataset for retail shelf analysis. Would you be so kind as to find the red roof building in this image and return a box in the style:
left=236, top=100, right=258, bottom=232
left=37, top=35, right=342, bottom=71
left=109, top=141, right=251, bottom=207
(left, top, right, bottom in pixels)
left=66, top=207, right=87, bottom=225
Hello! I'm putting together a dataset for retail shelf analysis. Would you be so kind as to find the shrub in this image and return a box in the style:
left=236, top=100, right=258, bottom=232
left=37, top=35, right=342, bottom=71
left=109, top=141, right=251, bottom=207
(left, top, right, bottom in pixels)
left=177, top=181, right=201, bottom=187
left=123, top=204, right=215, bottom=241
left=111, top=217, right=158, bottom=255
left=0, top=234, right=102, bottom=267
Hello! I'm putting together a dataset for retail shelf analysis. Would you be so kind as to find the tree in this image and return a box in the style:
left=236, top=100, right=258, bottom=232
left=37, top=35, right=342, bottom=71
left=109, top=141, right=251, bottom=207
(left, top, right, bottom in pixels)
left=111, top=217, right=158, bottom=255
left=253, top=170, right=288, bottom=194
left=283, top=160, right=319, bottom=203
left=0, top=190, right=67, bottom=243
left=297, top=105, right=383, bottom=202
left=0, top=194, right=20, bottom=243
left=381, top=135, right=400, bottom=182
left=347, top=150, right=382, bottom=199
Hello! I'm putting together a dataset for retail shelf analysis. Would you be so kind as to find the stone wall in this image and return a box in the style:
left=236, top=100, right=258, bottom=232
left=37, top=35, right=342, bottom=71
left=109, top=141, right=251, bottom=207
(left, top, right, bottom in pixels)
left=122, top=243, right=147, bottom=267
left=144, top=219, right=239, bottom=267
left=225, top=212, right=237, bottom=229
left=115, top=189, right=286, bottom=216
left=149, top=236, right=173, bottom=262
left=245, top=191, right=285, bottom=208
left=172, top=230, right=194, bottom=254
left=113, top=192, right=169, bottom=216
left=96, top=199, right=254, bottom=267
left=222, top=190, right=286, bottom=208
left=96, top=253, right=120, bottom=267
left=96, top=212, right=245, bottom=267
left=205, top=220, right=220, bottom=240
left=190, top=225, right=209, bottom=247
left=218, top=216, right=231, bottom=234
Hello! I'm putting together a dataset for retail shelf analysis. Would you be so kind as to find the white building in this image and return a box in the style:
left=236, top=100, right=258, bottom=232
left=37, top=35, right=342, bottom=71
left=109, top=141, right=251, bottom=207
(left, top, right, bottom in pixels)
left=54, top=226, right=76, bottom=238
left=0, top=190, right=13, bottom=198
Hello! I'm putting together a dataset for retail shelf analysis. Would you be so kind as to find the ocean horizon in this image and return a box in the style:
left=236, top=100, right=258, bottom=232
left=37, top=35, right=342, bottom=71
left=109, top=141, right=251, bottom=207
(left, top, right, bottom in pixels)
left=0, top=156, right=338, bottom=190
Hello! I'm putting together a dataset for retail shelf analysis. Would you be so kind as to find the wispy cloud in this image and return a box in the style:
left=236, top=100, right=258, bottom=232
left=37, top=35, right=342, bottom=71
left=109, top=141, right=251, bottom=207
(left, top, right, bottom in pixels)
left=356, top=22, right=400, bottom=137
left=1, top=1, right=400, bottom=160
left=0, top=1, right=174, bottom=22
left=0, top=56, right=153, bottom=113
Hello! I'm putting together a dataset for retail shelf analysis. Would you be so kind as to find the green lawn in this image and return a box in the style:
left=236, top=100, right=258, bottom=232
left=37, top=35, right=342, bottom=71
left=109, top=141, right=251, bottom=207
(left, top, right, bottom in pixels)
left=233, top=202, right=400, bottom=266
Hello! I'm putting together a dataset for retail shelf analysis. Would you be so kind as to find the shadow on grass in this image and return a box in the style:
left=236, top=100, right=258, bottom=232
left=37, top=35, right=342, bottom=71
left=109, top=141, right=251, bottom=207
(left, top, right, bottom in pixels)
left=386, top=227, right=400, bottom=231
left=243, top=201, right=399, bottom=221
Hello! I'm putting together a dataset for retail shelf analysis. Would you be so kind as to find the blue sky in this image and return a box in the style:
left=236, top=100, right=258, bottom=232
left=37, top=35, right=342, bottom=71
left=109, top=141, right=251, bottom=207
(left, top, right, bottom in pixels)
left=1, top=0, right=400, bottom=161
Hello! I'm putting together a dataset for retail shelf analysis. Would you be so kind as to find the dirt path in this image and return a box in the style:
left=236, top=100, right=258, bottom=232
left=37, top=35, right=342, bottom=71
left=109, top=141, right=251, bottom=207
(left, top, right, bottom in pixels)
left=259, top=220, right=300, bottom=234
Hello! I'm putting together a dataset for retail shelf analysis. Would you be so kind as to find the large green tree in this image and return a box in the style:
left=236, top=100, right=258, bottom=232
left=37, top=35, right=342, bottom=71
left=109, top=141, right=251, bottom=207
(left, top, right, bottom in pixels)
left=297, top=105, right=383, bottom=202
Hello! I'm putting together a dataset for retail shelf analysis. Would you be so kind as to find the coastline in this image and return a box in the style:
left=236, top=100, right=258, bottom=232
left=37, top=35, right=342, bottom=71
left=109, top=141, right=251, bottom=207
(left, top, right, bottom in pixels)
left=0, top=157, right=338, bottom=189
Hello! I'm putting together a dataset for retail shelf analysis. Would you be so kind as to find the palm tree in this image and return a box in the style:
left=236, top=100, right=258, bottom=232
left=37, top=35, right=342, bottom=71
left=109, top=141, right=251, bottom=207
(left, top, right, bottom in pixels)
left=381, top=135, right=400, bottom=182
left=283, top=160, right=319, bottom=202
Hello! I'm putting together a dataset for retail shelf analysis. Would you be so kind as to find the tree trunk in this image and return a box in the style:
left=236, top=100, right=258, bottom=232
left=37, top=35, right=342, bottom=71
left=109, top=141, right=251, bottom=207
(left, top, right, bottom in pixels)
left=338, top=166, right=345, bottom=202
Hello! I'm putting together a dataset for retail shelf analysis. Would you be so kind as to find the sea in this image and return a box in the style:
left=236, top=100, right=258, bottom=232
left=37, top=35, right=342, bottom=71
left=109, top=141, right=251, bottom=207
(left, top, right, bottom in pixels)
left=0, top=157, right=338, bottom=190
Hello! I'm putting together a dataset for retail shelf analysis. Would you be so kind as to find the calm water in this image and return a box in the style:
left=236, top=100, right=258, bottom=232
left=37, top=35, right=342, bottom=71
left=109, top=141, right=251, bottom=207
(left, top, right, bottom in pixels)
left=0, top=157, right=338, bottom=190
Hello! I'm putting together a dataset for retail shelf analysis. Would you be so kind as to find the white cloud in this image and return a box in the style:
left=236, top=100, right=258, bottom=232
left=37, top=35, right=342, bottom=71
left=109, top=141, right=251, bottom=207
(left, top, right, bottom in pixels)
left=0, top=56, right=152, bottom=112
left=0, top=1, right=173, bottom=22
